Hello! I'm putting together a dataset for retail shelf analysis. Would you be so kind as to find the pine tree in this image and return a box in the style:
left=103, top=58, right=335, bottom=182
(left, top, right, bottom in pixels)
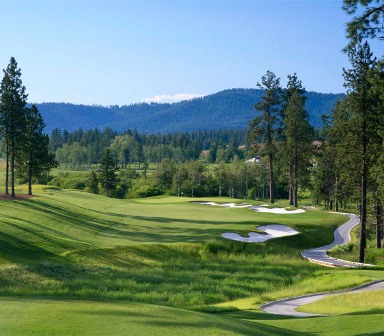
left=283, top=84, right=314, bottom=207
left=343, top=0, right=384, bottom=48
left=336, top=40, right=379, bottom=262
left=98, top=148, right=119, bottom=197
left=16, top=105, right=59, bottom=195
left=281, top=74, right=308, bottom=205
left=87, top=170, right=99, bottom=194
left=249, top=70, right=282, bottom=203
left=0, top=57, right=28, bottom=197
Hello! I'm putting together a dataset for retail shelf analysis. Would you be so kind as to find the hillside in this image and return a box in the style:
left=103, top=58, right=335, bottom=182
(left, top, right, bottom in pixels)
left=35, top=89, right=344, bottom=133
left=0, top=187, right=382, bottom=335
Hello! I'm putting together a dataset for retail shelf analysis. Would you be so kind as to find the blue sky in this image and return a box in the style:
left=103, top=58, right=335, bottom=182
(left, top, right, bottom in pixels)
left=0, top=1, right=379, bottom=105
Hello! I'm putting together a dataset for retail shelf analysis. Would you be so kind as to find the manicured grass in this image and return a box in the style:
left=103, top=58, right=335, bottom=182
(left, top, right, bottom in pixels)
left=329, top=223, right=384, bottom=265
left=215, top=269, right=384, bottom=310
left=221, top=310, right=384, bottom=336
left=0, top=298, right=261, bottom=336
left=0, top=187, right=348, bottom=307
left=297, top=289, right=384, bottom=315
left=0, top=186, right=383, bottom=335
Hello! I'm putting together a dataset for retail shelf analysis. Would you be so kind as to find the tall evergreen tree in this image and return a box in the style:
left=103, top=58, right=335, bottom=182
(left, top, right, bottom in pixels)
left=16, top=105, right=58, bottom=195
left=281, top=74, right=308, bottom=205
left=249, top=70, right=282, bottom=203
left=343, top=0, right=384, bottom=48
left=337, top=40, right=379, bottom=262
left=98, top=148, right=119, bottom=197
left=283, top=90, right=314, bottom=207
left=0, top=57, right=28, bottom=197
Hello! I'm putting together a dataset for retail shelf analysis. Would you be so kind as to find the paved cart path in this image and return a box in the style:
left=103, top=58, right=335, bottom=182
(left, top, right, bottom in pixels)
left=260, top=280, right=384, bottom=317
left=260, top=213, right=380, bottom=317
left=301, top=213, right=373, bottom=267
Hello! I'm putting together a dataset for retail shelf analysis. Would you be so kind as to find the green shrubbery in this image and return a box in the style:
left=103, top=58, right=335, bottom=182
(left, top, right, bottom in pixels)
left=127, top=183, right=163, bottom=199
left=49, top=172, right=88, bottom=190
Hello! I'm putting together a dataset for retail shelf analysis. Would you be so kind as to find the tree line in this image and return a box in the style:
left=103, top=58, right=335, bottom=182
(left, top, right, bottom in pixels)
left=49, top=127, right=249, bottom=168
left=310, top=1, right=384, bottom=263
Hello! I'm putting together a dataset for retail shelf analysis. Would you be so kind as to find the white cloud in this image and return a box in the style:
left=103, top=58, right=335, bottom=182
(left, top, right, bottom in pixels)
left=142, top=93, right=206, bottom=104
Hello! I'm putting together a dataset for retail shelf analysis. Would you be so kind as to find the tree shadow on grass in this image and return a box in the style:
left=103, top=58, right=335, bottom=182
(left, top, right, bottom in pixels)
left=0, top=231, right=57, bottom=263
left=78, top=306, right=310, bottom=336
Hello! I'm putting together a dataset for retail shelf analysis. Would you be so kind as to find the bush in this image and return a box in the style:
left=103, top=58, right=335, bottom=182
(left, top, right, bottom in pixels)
left=128, top=185, right=163, bottom=198
left=49, top=173, right=88, bottom=190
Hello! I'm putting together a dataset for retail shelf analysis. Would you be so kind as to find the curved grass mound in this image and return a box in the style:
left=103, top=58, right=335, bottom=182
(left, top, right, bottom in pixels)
left=1, top=189, right=379, bottom=335
left=0, top=298, right=260, bottom=336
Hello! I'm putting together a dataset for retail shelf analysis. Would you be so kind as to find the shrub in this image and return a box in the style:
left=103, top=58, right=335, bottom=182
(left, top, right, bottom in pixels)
left=128, top=185, right=163, bottom=198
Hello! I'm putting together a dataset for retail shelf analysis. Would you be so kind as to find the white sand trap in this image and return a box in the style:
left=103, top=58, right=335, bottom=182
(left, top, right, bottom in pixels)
left=250, top=206, right=305, bottom=214
left=194, top=201, right=253, bottom=208
left=194, top=201, right=305, bottom=213
left=221, top=224, right=299, bottom=243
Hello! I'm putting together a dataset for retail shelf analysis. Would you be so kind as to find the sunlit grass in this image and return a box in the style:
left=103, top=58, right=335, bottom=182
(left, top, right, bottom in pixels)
left=297, top=289, right=384, bottom=315
left=0, top=188, right=349, bottom=308
left=0, top=186, right=382, bottom=335
left=0, top=298, right=260, bottom=336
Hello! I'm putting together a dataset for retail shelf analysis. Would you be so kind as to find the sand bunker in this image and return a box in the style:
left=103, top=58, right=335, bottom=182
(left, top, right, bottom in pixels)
left=194, top=202, right=305, bottom=214
left=221, top=225, right=299, bottom=243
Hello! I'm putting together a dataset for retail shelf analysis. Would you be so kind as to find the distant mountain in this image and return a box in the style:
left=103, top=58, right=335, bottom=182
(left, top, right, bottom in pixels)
left=34, top=89, right=344, bottom=134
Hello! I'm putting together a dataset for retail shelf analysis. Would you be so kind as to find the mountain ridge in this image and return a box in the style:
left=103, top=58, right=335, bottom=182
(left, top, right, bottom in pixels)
left=33, top=88, right=344, bottom=134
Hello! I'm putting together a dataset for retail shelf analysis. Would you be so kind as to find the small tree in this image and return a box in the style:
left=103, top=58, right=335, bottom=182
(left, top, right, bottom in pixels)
left=87, top=170, right=99, bottom=194
left=16, top=105, right=59, bottom=195
left=98, top=148, right=119, bottom=197
left=142, top=160, right=149, bottom=182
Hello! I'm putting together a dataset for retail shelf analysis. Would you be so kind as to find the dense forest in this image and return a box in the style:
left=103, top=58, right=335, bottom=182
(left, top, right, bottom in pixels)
left=35, top=89, right=343, bottom=133
left=49, top=128, right=250, bottom=167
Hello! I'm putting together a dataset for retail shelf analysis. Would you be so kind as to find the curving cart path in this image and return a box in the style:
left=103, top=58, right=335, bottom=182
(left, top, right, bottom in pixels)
left=260, top=212, right=381, bottom=317
left=260, top=280, right=384, bottom=317
left=301, top=213, right=373, bottom=268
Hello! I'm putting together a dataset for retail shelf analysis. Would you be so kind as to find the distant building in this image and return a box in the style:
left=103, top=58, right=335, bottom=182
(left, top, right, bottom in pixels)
left=245, top=157, right=260, bottom=163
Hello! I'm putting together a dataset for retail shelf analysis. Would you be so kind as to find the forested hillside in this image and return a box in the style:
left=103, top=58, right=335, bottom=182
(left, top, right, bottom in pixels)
left=35, top=89, right=343, bottom=133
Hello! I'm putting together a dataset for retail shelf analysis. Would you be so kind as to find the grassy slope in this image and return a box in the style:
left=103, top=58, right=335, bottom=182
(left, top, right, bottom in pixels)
left=0, top=186, right=383, bottom=335
left=297, top=289, right=384, bottom=315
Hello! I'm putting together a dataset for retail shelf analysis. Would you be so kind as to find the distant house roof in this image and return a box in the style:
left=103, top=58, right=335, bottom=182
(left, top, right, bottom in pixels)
left=245, top=157, right=260, bottom=163
left=201, top=150, right=210, bottom=157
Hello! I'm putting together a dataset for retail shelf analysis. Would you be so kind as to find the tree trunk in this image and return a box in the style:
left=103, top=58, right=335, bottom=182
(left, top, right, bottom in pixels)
left=293, top=164, right=298, bottom=208
left=359, top=119, right=367, bottom=263
left=28, top=158, right=32, bottom=196
left=359, top=167, right=367, bottom=262
left=11, top=139, right=15, bottom=198
left=269, top=153, right=274, bottom=204
left=5, top=142, right=9, bottom=195
left=245, top=175, right=248, bottom=200
left=288, top=163, right=293, bottom=205
left=376, top=200, right=382, bottom=249
left=335, top=177, right=339, bottom=212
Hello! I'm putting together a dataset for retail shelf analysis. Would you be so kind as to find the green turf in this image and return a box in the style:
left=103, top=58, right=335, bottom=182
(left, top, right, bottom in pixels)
left=221, top=310, right=384, bottom=336
left=0, top=186, right=383, bottom=335
left=297, top=289, right=384, bottom=315
left=0, top=298, right=266, bottom=336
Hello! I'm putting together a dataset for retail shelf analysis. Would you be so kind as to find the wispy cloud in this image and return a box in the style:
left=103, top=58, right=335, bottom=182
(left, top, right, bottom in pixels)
left=142, top=93, right=206, bottom=104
